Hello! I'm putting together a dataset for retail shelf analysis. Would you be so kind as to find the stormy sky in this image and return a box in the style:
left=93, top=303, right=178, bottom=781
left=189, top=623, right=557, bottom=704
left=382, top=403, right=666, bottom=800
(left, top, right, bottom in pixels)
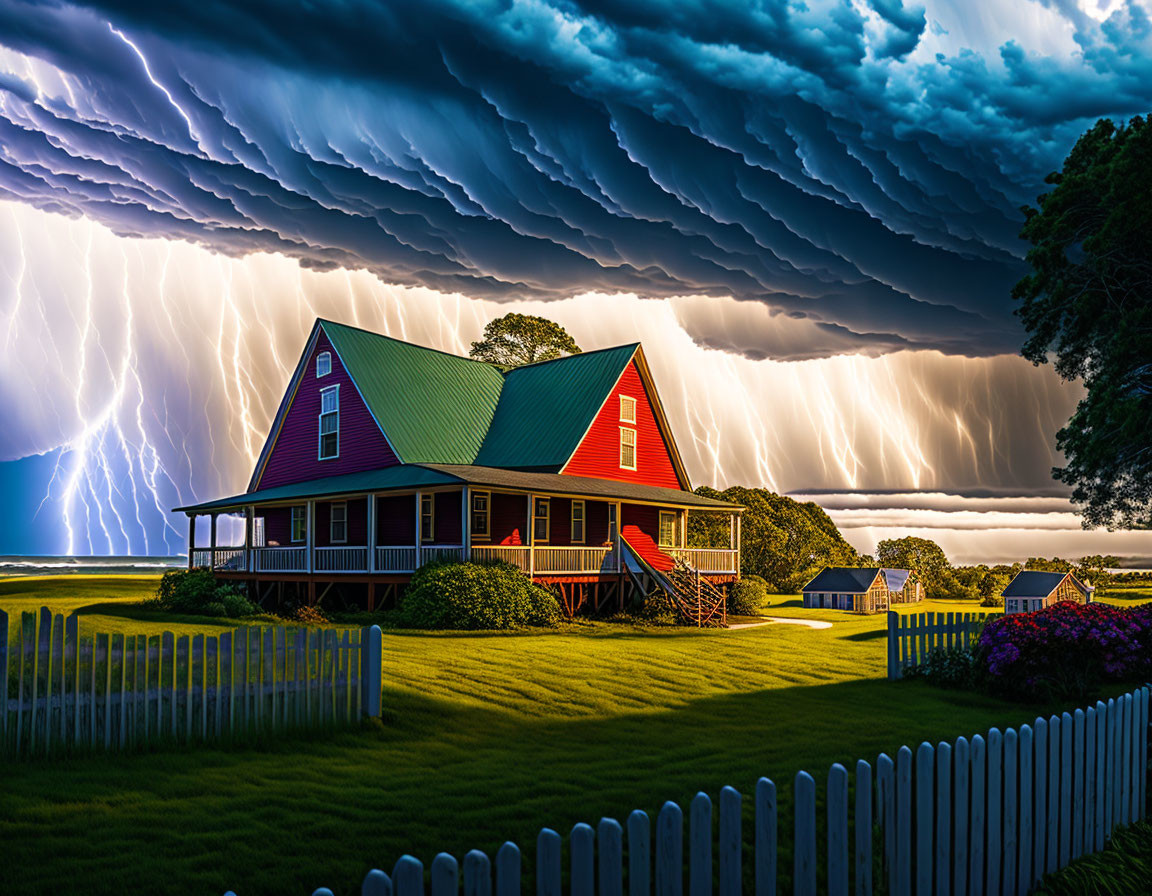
left=1, top=0, right=1150, bottom=561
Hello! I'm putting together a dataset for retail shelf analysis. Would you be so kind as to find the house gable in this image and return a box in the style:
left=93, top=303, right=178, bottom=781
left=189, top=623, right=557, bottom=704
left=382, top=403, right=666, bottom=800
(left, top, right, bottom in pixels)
left=562, top=355, right=688, bottom=490
left=252, top=326, right=400, bottom=490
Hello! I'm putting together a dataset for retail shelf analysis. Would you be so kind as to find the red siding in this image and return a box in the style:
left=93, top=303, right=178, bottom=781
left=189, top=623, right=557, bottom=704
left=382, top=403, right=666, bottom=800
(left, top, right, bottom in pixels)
left=562, top=361, right=684, bottom=489
left=256, top=329, right=399, bottom=489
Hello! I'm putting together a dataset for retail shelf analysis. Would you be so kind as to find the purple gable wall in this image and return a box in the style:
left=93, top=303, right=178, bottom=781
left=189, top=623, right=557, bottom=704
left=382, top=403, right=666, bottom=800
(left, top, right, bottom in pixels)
left=256, top=329, right=399, bottom=489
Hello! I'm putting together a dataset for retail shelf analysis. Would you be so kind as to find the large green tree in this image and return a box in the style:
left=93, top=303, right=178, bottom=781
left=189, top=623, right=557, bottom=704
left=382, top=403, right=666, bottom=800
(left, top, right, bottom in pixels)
left=470, top=313, right=582, bottom=367
left=1013, top=116, right=1152, bottom=529
left=689, top=486, right=861, bottom=592
left=875, top=535, right=970, bottom=599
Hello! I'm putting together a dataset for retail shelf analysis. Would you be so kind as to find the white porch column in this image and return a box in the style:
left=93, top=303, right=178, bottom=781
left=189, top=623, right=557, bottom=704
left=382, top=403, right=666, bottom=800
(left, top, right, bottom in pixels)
left=526, top=493, right=535, bottom=577
left=614, top=501, right=623, bottom=572
left=245, top=507, right=254, bottom=573
left=367, top=494, right=377, bottom=573
left=306, top=500, right=315, bottom=574
left=209, top=513, right=218, bottom=569
left=187, top=514, right=196, bottom=569
left=414, top=491, right=422, bottom=570
left=734, top=514, right=741, bottom=579
left=461, top=486, right=470, bottom=560
left=680, top=511, right=687, bottom=549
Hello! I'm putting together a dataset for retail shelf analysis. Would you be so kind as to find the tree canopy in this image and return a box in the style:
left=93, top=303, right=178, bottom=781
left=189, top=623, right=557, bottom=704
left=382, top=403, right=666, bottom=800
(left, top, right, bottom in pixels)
left=1013, top=116, right=1152, bottom=529
left=688, top=486, right=861, bottom=592
left=469, top=313, right=582, bottom=368
left=875, top=536, right=968, bottom=599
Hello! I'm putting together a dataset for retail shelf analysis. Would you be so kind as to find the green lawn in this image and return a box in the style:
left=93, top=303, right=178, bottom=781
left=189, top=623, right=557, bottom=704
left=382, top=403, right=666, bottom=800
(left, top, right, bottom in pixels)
left=0, top=578, right=1133, bottom=896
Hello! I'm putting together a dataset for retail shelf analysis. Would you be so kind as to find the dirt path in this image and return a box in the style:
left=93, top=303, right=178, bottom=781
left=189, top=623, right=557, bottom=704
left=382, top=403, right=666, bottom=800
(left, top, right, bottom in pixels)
left=728, top=616, right=833, bottom=631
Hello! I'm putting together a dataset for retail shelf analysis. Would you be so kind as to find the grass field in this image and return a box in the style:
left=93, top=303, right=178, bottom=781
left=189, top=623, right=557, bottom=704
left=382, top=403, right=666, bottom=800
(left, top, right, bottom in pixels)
left=0, top=577, right=1142, bottom=896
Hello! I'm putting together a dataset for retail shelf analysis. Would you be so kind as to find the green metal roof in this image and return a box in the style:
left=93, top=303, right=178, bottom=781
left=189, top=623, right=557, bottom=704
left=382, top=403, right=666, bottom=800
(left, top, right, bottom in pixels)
left=320, top=320, right=505, bottom=464
left=474, top=344, right=638, bottom=469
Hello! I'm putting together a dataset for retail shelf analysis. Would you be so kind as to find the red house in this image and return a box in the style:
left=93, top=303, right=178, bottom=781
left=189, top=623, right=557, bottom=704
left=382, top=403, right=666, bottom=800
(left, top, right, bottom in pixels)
left=177, top=319, right=742, bottom=623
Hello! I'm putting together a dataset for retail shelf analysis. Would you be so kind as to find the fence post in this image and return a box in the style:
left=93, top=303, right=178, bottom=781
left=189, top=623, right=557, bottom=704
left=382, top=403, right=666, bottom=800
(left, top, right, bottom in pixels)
left=827, top=764, right=848, bottom=896
left=1060, top=712, right=1073, bottom=866
left=689, top=793, right=711, bottom=896
left=1018, top=725, right=1033, bottom=895
left=394, top=856, right=424, bottom=896
left=1002, top=728, right=1017, bottom=896
left=599, top=818, right=624, bottom=896
left=655, top=801, right=683, bottom=896
left=572, top=823, right=595, bottom=896
left=969, top=735, right=985, bottom=896
left=953, top=738, right=969, bottom=896
left=895, top=746, right=912, bottom=896
left=628, top=810, right=651, bottom=896
left=794, top=772, right=817, bottom=896
left=538, top=828, right=562, bottom=896
left=363, top=868, right=393, bottom=896
left=935, top=742, right=952, bottom=896
left=914, top=742, right=934, bottom=896
left=360, top=624, right=383, bottom=717
left=887, top=612, right=899, bottom=680
left=718, top=787, right=740, bottom=896
left=1033, top=718, right=1048, bottom=884
left=1073, top=709, right=1086, bottom=859
left=754, top=778, right=776, bottom=896
left=876, top=754, right=895, bottom=896
left=855, top=759, right=872, bottom=896
left=986, top=728, right=1002, bottom=896
left=464, top=850, right=491, bottom=896
left=496, top=842, right=520, bottom=896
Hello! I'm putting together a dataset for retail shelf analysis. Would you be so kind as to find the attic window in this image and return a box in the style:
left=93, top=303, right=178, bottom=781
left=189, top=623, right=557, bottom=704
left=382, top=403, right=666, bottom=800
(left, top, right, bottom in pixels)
left=619, top=395, right=636, bottom=424
left=619, top=426, right=636, bottom=470
left=316, top=351, right=332, bottom=378
left=319, top=385, right=339, bottom=460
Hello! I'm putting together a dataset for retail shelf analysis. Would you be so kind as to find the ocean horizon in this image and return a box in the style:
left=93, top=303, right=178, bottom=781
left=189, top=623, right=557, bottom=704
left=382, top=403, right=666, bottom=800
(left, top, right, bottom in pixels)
left=0, top=555, right=186, bottom=577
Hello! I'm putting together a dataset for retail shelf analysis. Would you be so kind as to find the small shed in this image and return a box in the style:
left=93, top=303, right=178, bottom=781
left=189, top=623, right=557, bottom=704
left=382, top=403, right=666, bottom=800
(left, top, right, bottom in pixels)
left=801, top=567, right=900, bottom=614
left=1001, top=570, right=1094, bottom=615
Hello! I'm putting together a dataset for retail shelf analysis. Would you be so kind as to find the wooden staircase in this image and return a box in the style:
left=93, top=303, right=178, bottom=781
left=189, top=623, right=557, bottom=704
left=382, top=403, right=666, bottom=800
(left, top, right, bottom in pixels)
left=620, top=528, right=727, bottom=627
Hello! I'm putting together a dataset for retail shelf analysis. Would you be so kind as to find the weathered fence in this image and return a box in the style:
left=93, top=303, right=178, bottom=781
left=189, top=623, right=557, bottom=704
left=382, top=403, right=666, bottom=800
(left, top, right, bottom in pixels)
left=227, top=686, right=1149, bottom=896
left=888, top=610, right=989, bottom=680
left=1, top=607, right=383, bottom=757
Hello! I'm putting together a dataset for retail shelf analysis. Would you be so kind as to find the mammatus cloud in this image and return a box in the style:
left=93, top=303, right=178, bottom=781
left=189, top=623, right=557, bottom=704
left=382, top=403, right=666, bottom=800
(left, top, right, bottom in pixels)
left=1, top=0, right=1150, bottom=361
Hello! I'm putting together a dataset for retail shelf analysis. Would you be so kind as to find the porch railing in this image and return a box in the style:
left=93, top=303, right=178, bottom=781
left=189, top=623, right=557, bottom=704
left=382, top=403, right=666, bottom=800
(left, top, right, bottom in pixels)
left=190, top=547, right=245, bottom=571
left=252, top=547, right=308, bottom=573
left=376, top=546, right=417, bottom=573
left=668, top=548, right=739, bottom=574
left=420, top=545, right=465, bottom=565
left=315, top=546, right=369, bottom=573
left=533, top=546, right=615, bottom=574
left=470, top=545, right=531, bottom=571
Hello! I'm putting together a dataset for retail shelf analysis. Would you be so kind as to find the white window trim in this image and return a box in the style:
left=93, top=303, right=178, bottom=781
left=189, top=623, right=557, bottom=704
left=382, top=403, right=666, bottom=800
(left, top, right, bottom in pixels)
left=316, top=351, right=332, bottom=378
left=658, top=510, right=677, bottom=548
left=330, top=501, right=347, bottom=544
left=533, top=497, right=550, bottom=544
left=290, top=506, right=306, bottom=544
left=619, top=394, right=636, bottom=424
left=472, top=491, right=490, bottom=539
left=420, top=494, right=435, bottom=544
left=571, top=500, right=585, bottom=544
left=319, top=384, right=340, bottom=461
left=619, top=426, right=637, bottom=470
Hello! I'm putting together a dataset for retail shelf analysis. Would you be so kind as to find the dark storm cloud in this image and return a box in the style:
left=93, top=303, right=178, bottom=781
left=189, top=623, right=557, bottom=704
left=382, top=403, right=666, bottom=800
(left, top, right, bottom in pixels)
left=1, top=0, right=1150, bottom=359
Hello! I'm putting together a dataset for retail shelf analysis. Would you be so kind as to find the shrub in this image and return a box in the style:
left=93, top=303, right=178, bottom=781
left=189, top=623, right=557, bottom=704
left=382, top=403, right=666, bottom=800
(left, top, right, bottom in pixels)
left=290, top=604, right=330, bottom=625
left=727, top=575, right=769, bottom=615
left=980, top=594, right=1004, bottom=608
left=397, top=561, right=562, bottom=630
left=154, top=570, right=260, bottom=618
left=976, top=601, right=1152, bottom=703
left=905, top=647, right=983, bottom=691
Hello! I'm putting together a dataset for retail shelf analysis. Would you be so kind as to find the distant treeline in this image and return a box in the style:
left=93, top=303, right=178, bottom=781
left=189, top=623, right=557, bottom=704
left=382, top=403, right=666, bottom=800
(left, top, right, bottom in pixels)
left=688, top=486, right=1152, bottom=599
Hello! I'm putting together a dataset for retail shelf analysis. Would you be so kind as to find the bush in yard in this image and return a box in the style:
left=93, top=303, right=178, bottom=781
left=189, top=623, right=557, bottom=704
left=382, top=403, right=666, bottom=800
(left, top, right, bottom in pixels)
left=398, top=561, right=562, bottom=630
left=727, top=575, right=769, bottom=615
left=154, top=569, right=260, bottom=618
left=976, top=601, right=1152, bottom=703
left=905, top=647, right=983, bottom=691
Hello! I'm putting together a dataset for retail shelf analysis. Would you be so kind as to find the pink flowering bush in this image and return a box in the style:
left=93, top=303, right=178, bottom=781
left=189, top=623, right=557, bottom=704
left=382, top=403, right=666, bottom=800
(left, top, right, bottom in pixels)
left=977, top=601, right=1152, bottom=702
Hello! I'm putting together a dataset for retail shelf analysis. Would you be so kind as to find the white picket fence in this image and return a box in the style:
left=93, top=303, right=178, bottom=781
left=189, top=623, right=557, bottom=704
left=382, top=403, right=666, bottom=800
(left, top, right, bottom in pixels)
left=888, top=611, right=989, bottom=680
left=227, top=686, right=1149, bottom=896
left=0, top=607, right=383, bottom=757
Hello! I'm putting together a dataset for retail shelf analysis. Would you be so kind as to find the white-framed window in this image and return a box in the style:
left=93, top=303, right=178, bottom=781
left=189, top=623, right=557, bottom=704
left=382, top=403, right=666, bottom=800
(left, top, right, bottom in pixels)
left=619, top=427, right=637, bottom=470
left=533, top=497, right=550, bottom=543
left=319, top=385, right=339, bottom=460
left=619, top=395, right=636, bottom=424
left=472, top=492, right=490, bottom=539
left=316, top=351, right=332, bottom=378
left=330, top=502, right=347, bottom=544
left=571, top=500, right=585, bottom=544
left=658, top=511, right=677, bottom=548
left=420, top=494, right=434, bottom=543
left=291, top=506, right=306, bottom=543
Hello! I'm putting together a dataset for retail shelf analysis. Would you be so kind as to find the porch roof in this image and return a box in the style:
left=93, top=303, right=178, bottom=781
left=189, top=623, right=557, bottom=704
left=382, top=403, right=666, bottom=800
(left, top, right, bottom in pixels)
left=175, top=464, right=741, bottom=515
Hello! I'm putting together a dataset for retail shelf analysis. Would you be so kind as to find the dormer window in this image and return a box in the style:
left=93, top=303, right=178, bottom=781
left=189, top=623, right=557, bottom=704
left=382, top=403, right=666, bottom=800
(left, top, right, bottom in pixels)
left=619, top=395, right=636, bottom=424
left=316, top=351, right=332, bottom=378
left=619, top=426, right=636, bottom=470
left=319, top=385, right=339, bottom=460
